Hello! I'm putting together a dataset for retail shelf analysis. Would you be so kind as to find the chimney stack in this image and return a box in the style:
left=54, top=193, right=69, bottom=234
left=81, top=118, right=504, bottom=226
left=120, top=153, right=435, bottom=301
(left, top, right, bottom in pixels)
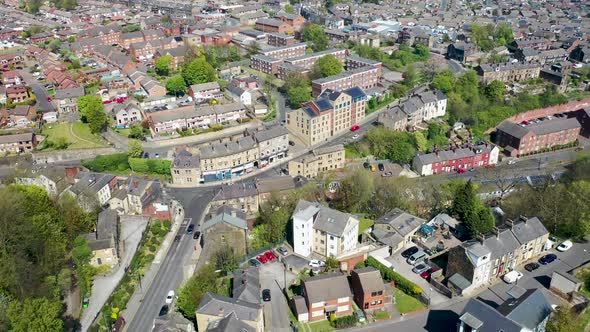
left=493, top=227, right=500, bottom=239
left=507, top=219, right=514, bottom=230
left=478, top=233, right=485, bottom=244
left=519, top=215, right=528, bottom=224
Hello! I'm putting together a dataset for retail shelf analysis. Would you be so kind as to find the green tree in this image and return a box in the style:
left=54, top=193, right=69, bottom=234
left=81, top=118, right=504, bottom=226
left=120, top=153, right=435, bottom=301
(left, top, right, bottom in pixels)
left=7, top=298, right=63, bottom=332
left=86, top=104, right=108, bottom=133
left=413, top=131, right=428, bottom=152
left=213, top=247, right=239, bottom=275
left=431, top=70, right=455, bottom=93
left=484, top=80, right=506, bottom=101
left=546, top=307, right=579, bottom=332
left=128, top=140, right=143, bottom=158
left=311, top=54, right=343, bottom=79
left=61, top=0, right=77, bottom=10
left=166, top=75, right=187, bottom=96
left=47, top=39, right=61, bottom=52
left=176, top=264, right=218, bottom=318
left=25, top=0, right=43, bottom=13
left=302, top=24, right=329, bottom=52
left=287, top=85, right=312, bottom=108
left=452, top=181, right=495, bottom=237
left=326, top=257, right=339, bottom=269
left=334, top=170, right=374, bottom=213
left=72, top=236, right=92, bottom=267
left=181, top=57, right=216, bottom=85
left=285, top=4, right=295, bottom=13
left=154, top=55, right=173, bottom=76
left=402, top=64, right=419, bottom=88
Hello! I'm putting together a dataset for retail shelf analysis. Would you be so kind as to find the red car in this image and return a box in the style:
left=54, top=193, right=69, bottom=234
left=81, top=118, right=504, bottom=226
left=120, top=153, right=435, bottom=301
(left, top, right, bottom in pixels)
left=47, top=97, right=52, bottom=102
left=103, top=100, right=113, bottom=105
left=420, top=270, right=431, bottom=280
left=257, top=255, right=268, bottom=264
left=350, top=125, right=360, bottom=131
left=457, top=168, right=465, bottom=174
left=265, top=251, right=276, bottom=261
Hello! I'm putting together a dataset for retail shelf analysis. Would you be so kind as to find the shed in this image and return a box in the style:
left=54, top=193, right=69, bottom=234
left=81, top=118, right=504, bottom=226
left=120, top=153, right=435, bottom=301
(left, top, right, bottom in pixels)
left=448, top=273, right=472, bottom=295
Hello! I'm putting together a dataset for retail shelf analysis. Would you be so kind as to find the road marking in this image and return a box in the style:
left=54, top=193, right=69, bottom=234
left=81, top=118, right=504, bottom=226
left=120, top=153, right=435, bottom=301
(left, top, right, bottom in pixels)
left=182, top=218, right=192, bottom=226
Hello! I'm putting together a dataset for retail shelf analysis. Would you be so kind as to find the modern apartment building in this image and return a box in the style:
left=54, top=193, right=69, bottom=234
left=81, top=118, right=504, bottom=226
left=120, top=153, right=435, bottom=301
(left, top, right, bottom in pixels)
left=267, top=32, right=295, bottom=47
left=288, top=144, right=345, bottom=178
left=292, top=200, right=359, bottom=258
left=259, top=43, right=307, bottom=60
left=286, top=87, right=367, bottom=146
left=284, top=49, right=347, bottom=70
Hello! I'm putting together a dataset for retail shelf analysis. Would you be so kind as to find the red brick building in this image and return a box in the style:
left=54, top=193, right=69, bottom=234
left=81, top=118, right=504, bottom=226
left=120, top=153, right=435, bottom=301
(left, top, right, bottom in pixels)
left=350, top=267, right=386, bottom=311
left=496, top=117, right=581, bottom=157
left=260, top=43, right=307, bottom=60
left=255, top=18, right=293, bottom=34
left=299, top=272, right=353, bottom=322
left=268, top=32, right=295, bottom=47
left=312, top=65, right=380, bottom=97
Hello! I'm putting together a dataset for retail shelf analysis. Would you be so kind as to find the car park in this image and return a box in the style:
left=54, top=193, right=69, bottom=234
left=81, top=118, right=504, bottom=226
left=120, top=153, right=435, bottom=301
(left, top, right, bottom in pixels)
left=165, top=290, right=175, bottom=304
left=524, top=262, right=539, bottom=272
left=277, top=247, right=288, bottom=256
left=557, top=240, right=573, bottom=252
left=407, top=250, right=427, bottom=265
left=412, top=263, right=430, bottom=274
left=265, top=251, right=276, bottom=261
left=262, top=289, right=271, bottom=302
left=539, top=254, right=557, bottom=265
left=257, top=255, right=268, bottom=264
left=503, top=270, right=523, bottom=283
left=249, top=259, right=261, bottom=267
left=159, top=305, right=169, bottom=316
left=187, top=224, right=194, bottom=234
left=401, top=246, right=419, bottom=258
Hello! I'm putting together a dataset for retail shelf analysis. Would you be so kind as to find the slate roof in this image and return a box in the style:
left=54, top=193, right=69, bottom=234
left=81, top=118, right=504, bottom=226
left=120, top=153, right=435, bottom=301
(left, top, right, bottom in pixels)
left=200, top=136, right=256, bottom=159
left=197, top=292, right=261, bottom=322
left=460, top=298, right=522, bottom=332
left=205, top=312, right=255, bottom=332
left=202, top=206, right=248, bottom=231
left=0, top=133, right=34, bottom=144
left=375, top=208, right=425, bottom=237
left=213, top=182, right=258, bottom=201
left=478, top=61, right=541, bottom=72
left=497, top=289, right=553, bottom=331
left=302, top=272, right=352, bottom=304
left=249, top=125, right=288, bottom=143
left=69, top=172, right=115, bottom=197
left=172, top=149, right=200, bottom=169
left=293, top=200, right=357, bottom=237
left=352, top=267, right=385, bottom=294
left=55, top=87, right=85, bottom=99
left=462, top=228, right=520, bottom=264
left=190, top=82, right=220, bottom=92
left=415, top=143, right=496, bottom=165
left=232, top=268, right=260, bottom=304
left=97, top=209, right=118, bottom=240
left=498, top=117, right=581, bottom=138
left=510, top=217, right=548, bottom=244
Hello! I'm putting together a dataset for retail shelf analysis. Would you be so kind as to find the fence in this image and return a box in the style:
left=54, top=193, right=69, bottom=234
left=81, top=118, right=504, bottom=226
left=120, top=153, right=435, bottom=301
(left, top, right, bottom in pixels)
left=430, top=278, right=453, bottom=299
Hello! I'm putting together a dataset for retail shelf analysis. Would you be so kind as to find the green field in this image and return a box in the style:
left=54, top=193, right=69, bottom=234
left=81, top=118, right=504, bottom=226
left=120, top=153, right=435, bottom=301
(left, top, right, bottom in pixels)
left=394, top=289, right=426, bottom=314
left=42, top=122, right=106, bottom=150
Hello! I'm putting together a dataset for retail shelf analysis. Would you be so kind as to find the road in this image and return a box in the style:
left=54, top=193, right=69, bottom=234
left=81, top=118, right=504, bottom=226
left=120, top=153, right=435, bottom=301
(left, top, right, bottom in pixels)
left=125, top=188, right=215, bottom=332
left=259, top=261, right=297, bottom=331
left=431, top=53, right=465, bottom=74
left=18, top=68, right=55, bottom=114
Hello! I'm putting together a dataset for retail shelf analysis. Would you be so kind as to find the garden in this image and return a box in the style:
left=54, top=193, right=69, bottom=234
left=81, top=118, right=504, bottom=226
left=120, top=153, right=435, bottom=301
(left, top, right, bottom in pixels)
left=41, top=123, right=106, bottom=150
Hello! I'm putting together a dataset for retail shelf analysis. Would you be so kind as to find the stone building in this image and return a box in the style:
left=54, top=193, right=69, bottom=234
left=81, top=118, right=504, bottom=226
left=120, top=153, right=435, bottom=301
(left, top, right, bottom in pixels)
left=288, top=145, right=345, bottom=178
left=475, top=62, right=541, bottom=84
left=201, top=206, right=248, bottom=264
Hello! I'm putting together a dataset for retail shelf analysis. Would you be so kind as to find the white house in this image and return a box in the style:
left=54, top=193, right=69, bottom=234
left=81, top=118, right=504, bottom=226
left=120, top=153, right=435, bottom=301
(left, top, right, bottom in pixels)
left=227, top=83, right=252, bottom=106
left=43, top=111, right=58, bottom=123
left=292, top=200, right=359, bottom=258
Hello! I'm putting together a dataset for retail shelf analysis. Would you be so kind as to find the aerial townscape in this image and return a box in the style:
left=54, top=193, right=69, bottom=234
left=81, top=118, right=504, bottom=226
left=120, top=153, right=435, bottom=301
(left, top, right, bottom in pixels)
left=2, top=0, right=590, bottom=332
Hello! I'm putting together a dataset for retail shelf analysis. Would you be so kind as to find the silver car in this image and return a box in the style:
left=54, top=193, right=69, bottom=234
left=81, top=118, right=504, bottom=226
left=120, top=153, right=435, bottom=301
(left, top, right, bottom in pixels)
left=412, top=263, right=430, bottom=274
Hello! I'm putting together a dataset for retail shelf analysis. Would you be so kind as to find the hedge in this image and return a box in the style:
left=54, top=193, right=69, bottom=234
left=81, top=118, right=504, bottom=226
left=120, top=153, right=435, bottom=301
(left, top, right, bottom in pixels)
left=366, top=256, right=423, bottom=297
left=83, top=153, right=130, bottom=172
left=332, top=315, right=357, bottom=328
left=128, top=157, right=171, bottom=175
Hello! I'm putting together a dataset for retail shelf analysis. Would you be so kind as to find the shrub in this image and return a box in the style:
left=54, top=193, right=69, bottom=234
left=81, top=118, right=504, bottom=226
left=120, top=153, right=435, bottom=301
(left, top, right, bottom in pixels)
left=128, top=157, right=171, bottom=175
left=366, top=256, right=423, bottom=297
left=332, top=315, right=357, bottom=328
left=83, top=153, right=130, bottom=172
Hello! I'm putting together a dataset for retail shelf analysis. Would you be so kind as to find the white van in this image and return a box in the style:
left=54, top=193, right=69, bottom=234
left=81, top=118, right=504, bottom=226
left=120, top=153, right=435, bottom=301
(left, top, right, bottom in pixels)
left=406, top=250, right=427, bottom=265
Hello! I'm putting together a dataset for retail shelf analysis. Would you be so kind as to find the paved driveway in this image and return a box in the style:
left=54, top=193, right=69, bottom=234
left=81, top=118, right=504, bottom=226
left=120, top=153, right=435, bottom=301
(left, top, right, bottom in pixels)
left=387, top=250, right=449, bottom=306
left=258, top=260, right=297, bottom=331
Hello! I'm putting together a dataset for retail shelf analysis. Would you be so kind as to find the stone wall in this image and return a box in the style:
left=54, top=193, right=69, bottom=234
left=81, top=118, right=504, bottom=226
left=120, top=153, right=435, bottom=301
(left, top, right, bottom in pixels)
left=32, top=147, right=120, bottom=164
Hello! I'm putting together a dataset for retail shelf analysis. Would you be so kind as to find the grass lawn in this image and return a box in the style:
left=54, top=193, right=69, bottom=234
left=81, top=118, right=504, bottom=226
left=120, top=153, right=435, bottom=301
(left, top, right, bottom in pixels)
left=575, top=266, right=590, bottom=298
left=579, top=307, right=590, bottom=331
left=359, top=218, right=375, bottom=235
left=115, top=128, right=131, bottom=137
left=307, top=320, right=334, bottom=332
left=42, top=122, right=106, bottom=150
left=394, top=289, right=426, bottom=314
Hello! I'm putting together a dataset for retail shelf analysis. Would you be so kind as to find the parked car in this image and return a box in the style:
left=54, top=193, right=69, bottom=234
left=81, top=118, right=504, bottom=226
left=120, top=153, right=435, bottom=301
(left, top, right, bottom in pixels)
left=352, top=134, right=359, bottom=140
left=174, top=235, right=181, bottom=242
left=382, top=171, right=393, bottom=177
left=165, top=290, right=175, bottom=304
left=557, top=240, right=573, bottom=252
left=378, top=163, right=384, bottom=171
left=370, top=165, right=376, bottom=172
left=257, top=255, right=268, bottom=264
left=351, top=125, right=360, bottom=131
left=289, top=140, right=295, bottom=146
left=363, top=162, right=370, bottom=169
left=265, top=251, right=276, bottom=261
left=401, top=246, right=419, bottom=259
left=159, top=305, right=169, bottom=316
left=407, top=250, right=427, bottom=265
left=193, top=231, right=201, bottom=240
left=276, top=247, right=288, bottom=256
left=412, top=263, right=430, bottom=274
left=249, top=258, right=261, bottom=267
left=524, top=262, right=540, bottom=272
left=262, top=289, right=271, bottom=302
left=309, top=259, right=325, bottom=268
left=503, top=270, right=523, bottom=284
left=354, top=310, right=366, bottom=323
left=187, top=224, right=194, bottom=234
left=420, top=270, right=432, bottom=280
left=46, top=97, right=52, bottom=102
left=539, top=254, right=557, bottom=265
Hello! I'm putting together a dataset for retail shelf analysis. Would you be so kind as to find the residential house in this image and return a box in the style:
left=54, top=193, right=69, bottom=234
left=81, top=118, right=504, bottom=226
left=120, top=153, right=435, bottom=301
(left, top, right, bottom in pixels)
left=350, top=267, right=386, bottom=311
left=288, top=144, right=345, bottom=178
left=372, top=208, right=425, bottom=253
left=447, top=42, right=478, bottom=64
left=196, top=292, right=263, bottom=332
left=153, top=312, right=196, bottom=332
left=256, top=176, right=306, bottom=204
left=171, top=149, right=201, bottom=186
left=275, top=13, right=305, bottom=31
left=66, top=172, right=118, bottom=212
left=292, top=200, right=359, bottom=258
left=6, top=105, right=36, bottom=128
left=226, top=83, right=252, bottom=106
left=246, top=125, right=289, bottom=167
left=299, top=272, right=353, bottom=322
left=2, top=70, right=23, bottom=86
left=209, top=182, right=259, bottom=218
left=16, top=168, right=70, bottom=197
left=129, top=71, right=166, bottom=98
left=413, top=143, right=499, bottom=176
left=379, top=89, right=447, bottom=130
left=201, top=206, right=248, bottom=264
left=495, top=117, right=581, bottom=157
left=154, top=46, right=187, bottom=70
left=476, top=62, right=541, bottom=84
left=570, top=45, right=590, bottom=63
left=0, top=132, right=37, bottom=153
left=84, top=209, right=119, bottom=268
left=232, top=268, right=261, bottom=303
left=255, top=18, right=293, bottom=34
left=509, top=37, right=552, bottom=51
left=54, top=87, right=85, bottom=113
left=457, top=289, right=552, bottom=332
left=111, top=101, right=142, bottom=127
left=189, top=82, right=223, bottom=104
left=199, top=136, right=259, bottom=184
left=6, top=85, right=29, bottom=102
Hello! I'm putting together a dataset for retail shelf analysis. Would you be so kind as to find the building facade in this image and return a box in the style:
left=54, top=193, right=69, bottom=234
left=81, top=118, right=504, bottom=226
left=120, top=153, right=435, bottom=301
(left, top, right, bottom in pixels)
left=413, top=143, right=499, bottom=176
left=288, top=145, right=345, bottom=178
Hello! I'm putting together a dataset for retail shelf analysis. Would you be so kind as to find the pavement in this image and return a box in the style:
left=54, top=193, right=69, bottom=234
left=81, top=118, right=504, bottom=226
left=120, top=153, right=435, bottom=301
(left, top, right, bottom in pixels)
left=124, top=189, right=215, bottom=332
left=80, top=215, right=149, bottom=332
left=259, top=260, right=297, bottom=332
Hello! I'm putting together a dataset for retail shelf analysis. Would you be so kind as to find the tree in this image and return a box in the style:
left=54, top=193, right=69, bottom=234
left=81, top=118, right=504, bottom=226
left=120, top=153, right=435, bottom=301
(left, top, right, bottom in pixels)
left=78, top=95, right=107, bottom=133
left=451, top=181, right=495, bottom=237
left=57, top=268, right=72, bottom=295
left=154, top=55, right=173, bottom=76
left=7, top=298, right=63, bottom=332
left=546, top=307, right=579, bottom=332
left=334, top=170, right=374, bottom=213
left=311, top=54, right=343, bottom=79
left=47, top=39, right=61, bottom=52
left=166, top=75, right=187, bottom=96
left=413, top=131, right=428, bottom=152
left=302, top=24, right=329, bottom=52
left=287, top=85, right=312, bottom=108
left=128, top=140, right=143, bottom=158
left=402, top=64, right=419, bottom=88
left=25, top=0, right=43, bottom=13
left=484, top=80, right=506, bottom=101
left=326, top=257, right=339, bottom=269
left=72, top=236, right=92, bottom=268
left=431, top=70, right=455, bottom=93
left=181, top=57, right=216, bottom=85
left=176, top=264, right=218, bottom=318
left=61, top=0, right=77, bottom=10
left=213, top=247, right=239, bottom=275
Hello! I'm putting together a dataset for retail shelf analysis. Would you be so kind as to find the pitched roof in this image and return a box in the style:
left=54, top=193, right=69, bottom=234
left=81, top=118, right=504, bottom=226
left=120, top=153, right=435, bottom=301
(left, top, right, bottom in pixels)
left=293, top=200, right=358, bottom=237
left=509, top=217, right=548, bottom=244
left=496, top=289, right=553, bottom=331
left=55, top=87, right=85, bottom=99
left=352, top=267, right=385, bottom=294
left=375, top=208, right=424, bottom=237
left=460, top=298, right=522, bottom=332
left=202, top=206, right=248, bottom=231
left=205, top=312, right=255, bottom=332
left=197, top=292, right=261, bottom=322
left=302, top=272, right=352, bottom=304
left=232, top=269, right=260, bottom=304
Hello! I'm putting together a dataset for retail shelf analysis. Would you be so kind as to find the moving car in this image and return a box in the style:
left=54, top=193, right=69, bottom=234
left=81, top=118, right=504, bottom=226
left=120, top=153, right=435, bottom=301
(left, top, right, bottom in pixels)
left=503, top=270, right=523, bottom=284
left=557, top=240, right=573, bottom=252
left=262, top=289, right=271, bottom=302
left=276, top=247, right=288, bottom=256
left=524, top=262, right=540, bottom=272
left=159, top=305, right=169, bottom=316
left=539, top=254, right=557, bottom=265
left=165, top=290, right=175, bottom=304
left=401, top=246, right=420, bottom=259
left=351, top=125, right=360, bottom=131
left=193, top=231, right=201, bottom=240
left=265, top=251, right=276, bottom=261
left=249, top=258, right=261, bottom=267
left=187, top=224, right=194, bottom=234
left=412, top=263, right=430, bottom=274
left=309, top=259, right=326, bottom=268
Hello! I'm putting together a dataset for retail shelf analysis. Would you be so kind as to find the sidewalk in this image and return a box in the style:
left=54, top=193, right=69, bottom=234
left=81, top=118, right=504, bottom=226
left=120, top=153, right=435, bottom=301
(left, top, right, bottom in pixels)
left=120, top=202, right=184, bottom=331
